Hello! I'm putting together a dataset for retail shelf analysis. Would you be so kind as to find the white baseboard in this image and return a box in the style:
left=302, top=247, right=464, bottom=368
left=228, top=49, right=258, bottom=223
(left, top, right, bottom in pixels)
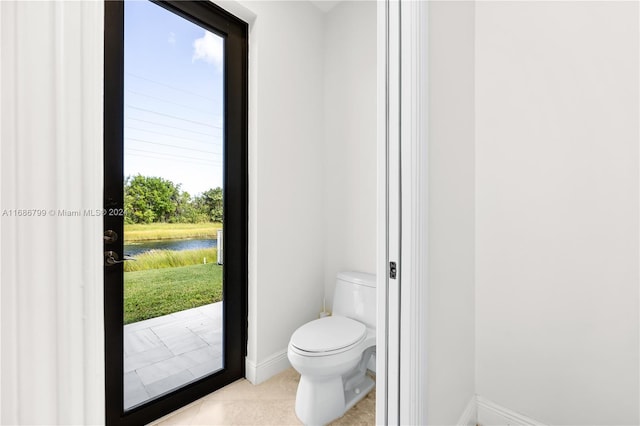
left=457, top=396, right=477, bottom=426
left=245, top=349, right=291, bottom=385
left=477, top=396, right=546, bottom=426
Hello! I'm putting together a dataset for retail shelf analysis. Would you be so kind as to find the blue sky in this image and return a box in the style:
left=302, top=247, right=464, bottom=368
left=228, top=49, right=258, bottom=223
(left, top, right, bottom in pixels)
left=124, top=0, right=224, bottom=196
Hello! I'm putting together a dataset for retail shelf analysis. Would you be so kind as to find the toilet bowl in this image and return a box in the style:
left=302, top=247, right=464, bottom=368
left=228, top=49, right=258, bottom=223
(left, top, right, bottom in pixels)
left=288, top=271, right=376, bottom=425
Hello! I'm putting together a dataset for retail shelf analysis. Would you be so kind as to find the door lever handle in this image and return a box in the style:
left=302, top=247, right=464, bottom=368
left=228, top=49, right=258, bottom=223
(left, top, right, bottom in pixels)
left=104, top=251, right=137, bottom=266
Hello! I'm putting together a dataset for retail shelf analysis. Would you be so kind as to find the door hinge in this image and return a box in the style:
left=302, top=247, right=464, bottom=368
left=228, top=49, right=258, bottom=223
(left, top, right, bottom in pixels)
left=389, top=261, right=397, bottom=279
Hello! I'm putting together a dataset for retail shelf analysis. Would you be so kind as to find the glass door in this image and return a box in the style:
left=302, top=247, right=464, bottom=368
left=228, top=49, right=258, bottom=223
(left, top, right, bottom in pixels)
left=104, top=2, right=247, bottom=424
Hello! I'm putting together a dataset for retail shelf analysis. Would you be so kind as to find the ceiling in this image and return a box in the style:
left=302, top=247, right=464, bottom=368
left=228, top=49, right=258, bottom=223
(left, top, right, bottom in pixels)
left=308, top=0, right=342, bottom=13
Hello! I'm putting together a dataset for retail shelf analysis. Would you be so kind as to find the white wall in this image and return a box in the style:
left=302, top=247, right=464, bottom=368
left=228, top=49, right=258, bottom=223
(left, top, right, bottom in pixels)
left=475, top=2, right=640, bottom=424
left=323, top=1, right=377, bottom=310
left=426, top=2, right=476, bottom=424
left=241, top=0, right=378, bottom=382
left=0, top=1, right=104, bottom=423
left=236, top=1, right=327, bottom=382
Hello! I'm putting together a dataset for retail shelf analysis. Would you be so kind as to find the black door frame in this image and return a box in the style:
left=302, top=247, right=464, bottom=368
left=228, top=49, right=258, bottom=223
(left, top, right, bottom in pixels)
left=103, top=1, right=248, bottom=424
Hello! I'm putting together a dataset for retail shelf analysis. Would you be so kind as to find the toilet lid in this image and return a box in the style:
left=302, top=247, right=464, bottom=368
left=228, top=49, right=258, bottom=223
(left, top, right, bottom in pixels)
left=290, top=316, right=366, bottom=353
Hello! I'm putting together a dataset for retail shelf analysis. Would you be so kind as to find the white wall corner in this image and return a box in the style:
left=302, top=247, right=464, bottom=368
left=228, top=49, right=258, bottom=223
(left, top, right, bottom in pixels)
left=215, top=0, right=257, bottom=25
left=477, top=396, right=547, bottom=426
left=245, top=349, right=291, bottom=385
left=457, top=395, right=477, bottom=426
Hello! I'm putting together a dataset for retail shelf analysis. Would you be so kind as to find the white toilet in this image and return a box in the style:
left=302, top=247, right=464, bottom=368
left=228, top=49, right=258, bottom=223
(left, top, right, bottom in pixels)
left=288, top=271, right=376, bottom=425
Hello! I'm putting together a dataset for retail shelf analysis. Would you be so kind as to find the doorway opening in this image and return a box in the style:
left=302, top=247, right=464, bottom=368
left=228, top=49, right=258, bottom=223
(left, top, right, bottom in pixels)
left=104, top=1, right=248, bottom=424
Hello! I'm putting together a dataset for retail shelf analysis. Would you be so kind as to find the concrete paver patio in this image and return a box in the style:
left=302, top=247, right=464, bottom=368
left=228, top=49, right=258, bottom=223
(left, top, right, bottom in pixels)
left=124, top=302, right=223, bottom=409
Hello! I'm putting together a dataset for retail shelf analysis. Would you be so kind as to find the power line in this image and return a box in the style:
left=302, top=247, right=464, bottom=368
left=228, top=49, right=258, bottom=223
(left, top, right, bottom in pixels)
left=126, top=137, right=222, bottom=156
left=126, top=116, right=219, bottom=137
left=126, top=148, right=223, bottom=165
left=126, top=72, right=217, bottom=102
left=125, top=88, right=217, bottom=115
left=126, top=152, right=219, bottom=168
left=127, top=105, right=222, bottom=129
left=125, top=125, right=223, bottom=148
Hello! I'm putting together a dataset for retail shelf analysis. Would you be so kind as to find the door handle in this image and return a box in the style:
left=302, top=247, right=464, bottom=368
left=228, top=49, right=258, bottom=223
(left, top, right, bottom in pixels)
left=104, top=251, right=137, bottom=266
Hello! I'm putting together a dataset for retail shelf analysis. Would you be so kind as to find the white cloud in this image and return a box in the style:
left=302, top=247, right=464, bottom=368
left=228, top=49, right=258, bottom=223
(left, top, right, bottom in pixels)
left=168, top=32, right=176, bottom=46
left=192, top=31, right=223, bottom=70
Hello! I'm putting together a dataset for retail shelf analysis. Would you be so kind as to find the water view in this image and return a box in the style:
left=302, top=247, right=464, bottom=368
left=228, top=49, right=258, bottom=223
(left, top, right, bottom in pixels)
left=124, top=238, right=217, bottom=256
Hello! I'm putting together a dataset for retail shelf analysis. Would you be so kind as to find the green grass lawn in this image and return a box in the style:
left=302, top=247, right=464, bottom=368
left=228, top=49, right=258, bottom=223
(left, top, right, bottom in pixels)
left=124, top=263, right=222, bottom=324
left=124, top=222, right=222, bottom=242
left=124, top=248, right=218, bottom=272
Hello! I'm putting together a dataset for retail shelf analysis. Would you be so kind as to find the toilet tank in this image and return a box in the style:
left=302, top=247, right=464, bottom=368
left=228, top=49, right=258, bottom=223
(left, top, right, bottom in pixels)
left=332, top=271, right=376, bottom=329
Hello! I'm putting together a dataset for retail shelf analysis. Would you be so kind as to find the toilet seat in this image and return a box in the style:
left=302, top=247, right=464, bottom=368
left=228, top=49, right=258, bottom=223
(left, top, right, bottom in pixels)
left=290, top=316, right=366, bottom=356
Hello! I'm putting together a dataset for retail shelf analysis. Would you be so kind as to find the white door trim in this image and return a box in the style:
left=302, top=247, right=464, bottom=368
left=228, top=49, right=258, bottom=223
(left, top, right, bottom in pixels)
left=399, top=1, right=430, bottom=423
left=377, top=0, right=401, bottom=424
left=380, top=1, right=430, bottom=424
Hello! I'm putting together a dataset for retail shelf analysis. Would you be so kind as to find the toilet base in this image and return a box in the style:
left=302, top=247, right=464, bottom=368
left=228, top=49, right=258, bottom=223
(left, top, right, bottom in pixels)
left=295, top=375, right=345, bottom=426
left=344, top=373, right=375, bottom=412
left=294, top=373, right=375, bottom=426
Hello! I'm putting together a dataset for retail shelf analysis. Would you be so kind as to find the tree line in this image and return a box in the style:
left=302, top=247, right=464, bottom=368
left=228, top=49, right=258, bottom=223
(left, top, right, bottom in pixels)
left=124, top=175, right=223, bottom=224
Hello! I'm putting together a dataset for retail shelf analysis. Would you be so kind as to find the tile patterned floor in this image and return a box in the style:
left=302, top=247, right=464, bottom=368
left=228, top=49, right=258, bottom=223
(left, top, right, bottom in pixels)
left=124, top=302, right=223, bottom=409
left=151, top=368, right=376, bottom=425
